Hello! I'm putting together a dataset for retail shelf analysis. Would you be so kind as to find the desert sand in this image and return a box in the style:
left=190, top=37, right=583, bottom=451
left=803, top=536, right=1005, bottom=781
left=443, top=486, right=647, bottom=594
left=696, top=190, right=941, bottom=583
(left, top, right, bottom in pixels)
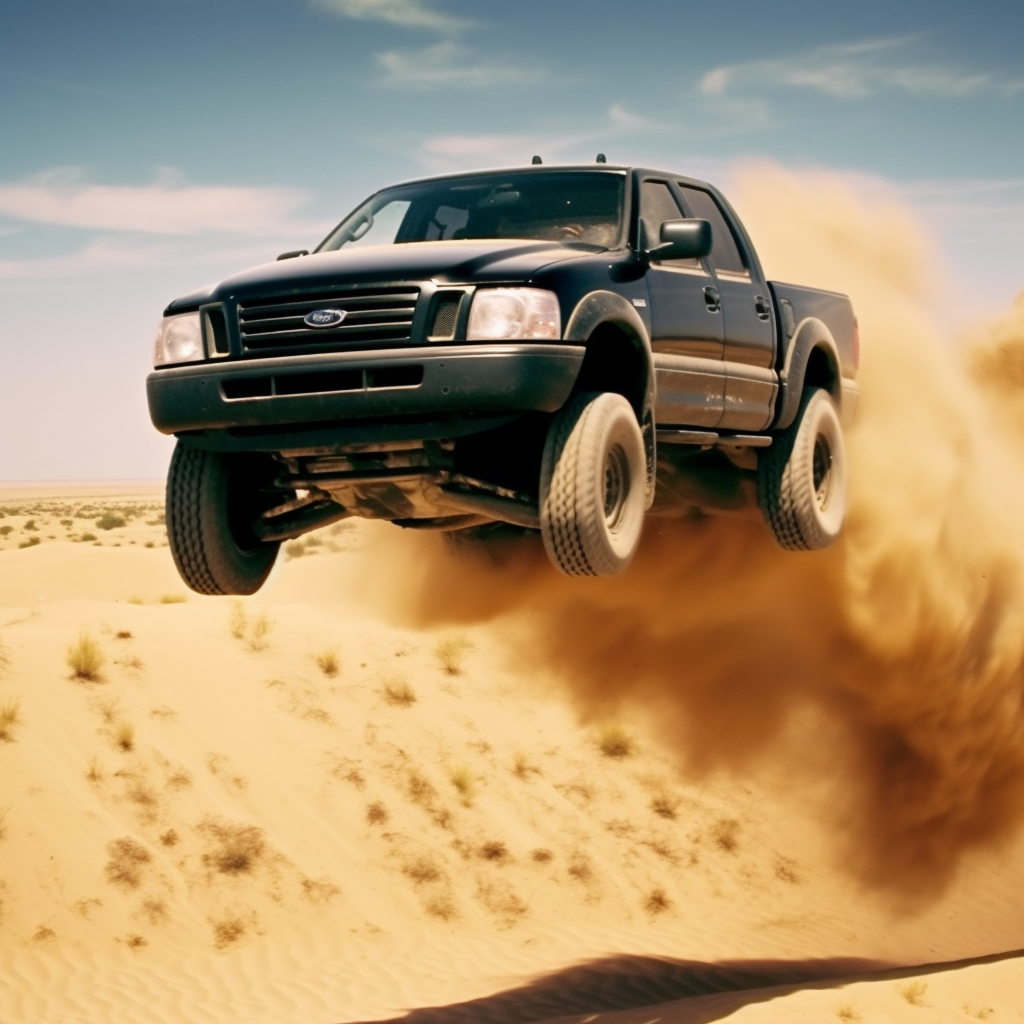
left=4, top=165, right=1024, bottom=1022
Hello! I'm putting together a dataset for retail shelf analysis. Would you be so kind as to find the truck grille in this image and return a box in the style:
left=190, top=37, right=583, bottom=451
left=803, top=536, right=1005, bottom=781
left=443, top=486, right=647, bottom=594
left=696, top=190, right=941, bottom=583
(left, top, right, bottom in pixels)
left=237, top=287, right=419, bottom=354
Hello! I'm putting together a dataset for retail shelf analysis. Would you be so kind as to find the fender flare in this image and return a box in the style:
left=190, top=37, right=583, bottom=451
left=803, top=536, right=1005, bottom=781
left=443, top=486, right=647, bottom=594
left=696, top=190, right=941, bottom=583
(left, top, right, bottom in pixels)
left=564, top=290, right=657, bottom=505
left=774, top=317, right=844, bottom=431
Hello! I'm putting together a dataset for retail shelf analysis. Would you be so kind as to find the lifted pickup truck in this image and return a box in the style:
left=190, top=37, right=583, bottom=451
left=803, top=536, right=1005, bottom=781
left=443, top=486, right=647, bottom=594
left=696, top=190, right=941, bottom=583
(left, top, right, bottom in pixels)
left=148, top=162, right=859, bottom=594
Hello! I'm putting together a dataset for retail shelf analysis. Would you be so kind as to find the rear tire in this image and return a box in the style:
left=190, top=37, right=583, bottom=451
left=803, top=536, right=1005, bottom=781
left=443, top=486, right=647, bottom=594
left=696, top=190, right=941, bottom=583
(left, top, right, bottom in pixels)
left=758, top=388, right=847, bottom=550
left=165, top=442, right=281, bottom=595
left=540, top=392, right=646, bottom=577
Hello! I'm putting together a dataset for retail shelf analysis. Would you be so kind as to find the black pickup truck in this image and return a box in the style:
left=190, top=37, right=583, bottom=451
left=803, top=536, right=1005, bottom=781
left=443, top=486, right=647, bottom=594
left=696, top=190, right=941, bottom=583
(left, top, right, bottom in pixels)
left=148, top=162, right=859, bottom=594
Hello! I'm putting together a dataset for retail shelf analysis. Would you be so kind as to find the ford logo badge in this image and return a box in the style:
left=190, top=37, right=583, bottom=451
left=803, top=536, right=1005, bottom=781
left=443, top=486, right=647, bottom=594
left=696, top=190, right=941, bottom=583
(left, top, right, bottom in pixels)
left=304, top=308, right=347, bottom=328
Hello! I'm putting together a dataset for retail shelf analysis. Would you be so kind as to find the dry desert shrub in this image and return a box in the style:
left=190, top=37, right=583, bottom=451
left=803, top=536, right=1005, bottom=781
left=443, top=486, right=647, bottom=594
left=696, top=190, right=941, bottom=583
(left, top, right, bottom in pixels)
left=962, top=1004, right=995, bottom=1021
left=158, top=594, right=186, bottom=604
left=531, top=848, right=553, bottom=864
left=125, top=780, right=158, bottom=813
left=0, top=699, right=22, bottom=742
left=424, top=896, right=457, bottom=920
left=95, top=513, right=126, bottom=531
left=566, top=851, right=593, bottom=883
left=115, top=630, right=133, bottom=640
left=711, top=817, right=741, bottom=853
left=448, top=765, right=475, bottom=805
left=314, top=648, right=340, bottom=677
left=835, top=1003, right=862, bottom=1022
left=475, top=878, right=527, bottom=923
left=105, top=837, right=152, bottom=889
left=406, top=768, right=436, bottom=805
left=165, top=767, right=192, bottom=790
left=149, top=705, right=177, bottom=721
left=644, top=888, right=671, bottom=914
left=124, top=933, right=148, bottom=950
left=383, top=676, right=416, bottom=707
left=198, top=818, right=266, bottom=875
left=403, top=856, right=443, bottom=885
left=229, top=600, right=247, bottom=640
left=650, top=794, right=679, bottom=820
left=435, top=635, right=471, bottom=676
left=899, top=980, right=928, bottom=1006
left=67, top=632, right=105, bottom=682
left=211, top=915, right=247, bottom=949
left=597, top=724, right=633, bottom=759
left=479, top=841, right=509, bottom=863
left=366, top=801, right=388, bottom=825
left=113, top=721, right=135, bottom=752
left=32, top=925, right=56, bottom=943
left=511, top=752, right=541, bottom=780
left=247, top=613, right=273, bottom=652
left=159, top=829, right=179, bottom=847
left=775, top=857, right=800, bottom=884
left=301, top=876, right=341, bottom=903
left=139, top=898, right=168, bottom=924
left=85, top=757, right=105, bottom=784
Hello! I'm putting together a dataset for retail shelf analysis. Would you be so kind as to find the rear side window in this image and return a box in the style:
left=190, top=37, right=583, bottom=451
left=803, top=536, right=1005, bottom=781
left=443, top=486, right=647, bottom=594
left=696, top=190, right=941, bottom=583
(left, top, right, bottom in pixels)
left=677, top=185, right=747, bottom=275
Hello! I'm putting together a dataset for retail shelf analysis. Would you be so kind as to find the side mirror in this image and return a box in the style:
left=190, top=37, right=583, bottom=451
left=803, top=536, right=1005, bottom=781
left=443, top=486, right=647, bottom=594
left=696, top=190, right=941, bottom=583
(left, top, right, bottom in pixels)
left=645, top=219, right=712, bottom=262
left=276, top=249, right=309, bottom=261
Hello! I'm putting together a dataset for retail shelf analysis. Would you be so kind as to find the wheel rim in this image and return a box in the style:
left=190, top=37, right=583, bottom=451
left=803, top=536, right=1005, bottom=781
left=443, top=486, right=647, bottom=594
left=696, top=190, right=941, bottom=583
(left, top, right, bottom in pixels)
left=603, top=443, right=630, bottom=530
left=812, top=434, right=833, bottom=511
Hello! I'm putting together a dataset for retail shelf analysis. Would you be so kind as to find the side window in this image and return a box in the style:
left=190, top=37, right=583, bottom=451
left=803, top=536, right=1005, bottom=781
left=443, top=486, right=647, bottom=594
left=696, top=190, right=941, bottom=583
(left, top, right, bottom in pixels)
left=640, top=180, right=700, bottom=268
left=677, top=185, right=747, bottom=275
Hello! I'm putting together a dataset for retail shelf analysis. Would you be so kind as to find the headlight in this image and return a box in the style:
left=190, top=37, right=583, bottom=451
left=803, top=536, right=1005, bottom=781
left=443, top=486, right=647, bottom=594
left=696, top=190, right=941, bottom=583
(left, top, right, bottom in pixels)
left=466, top=288, right=560, bottom=341
left=153, top=312, right=203, bottom=367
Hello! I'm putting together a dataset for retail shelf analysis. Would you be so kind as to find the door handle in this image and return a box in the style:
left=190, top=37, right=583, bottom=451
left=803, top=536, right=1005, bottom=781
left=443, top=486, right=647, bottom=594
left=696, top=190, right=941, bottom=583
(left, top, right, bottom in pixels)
left=703, top=286, right=721, bottom=313
left=754, top=294, right=771, bottom=321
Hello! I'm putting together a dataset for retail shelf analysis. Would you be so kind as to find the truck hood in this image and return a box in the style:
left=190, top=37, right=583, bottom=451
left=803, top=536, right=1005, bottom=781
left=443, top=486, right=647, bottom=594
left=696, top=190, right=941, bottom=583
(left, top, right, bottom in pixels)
left=166, top=240, right=604, bottom=310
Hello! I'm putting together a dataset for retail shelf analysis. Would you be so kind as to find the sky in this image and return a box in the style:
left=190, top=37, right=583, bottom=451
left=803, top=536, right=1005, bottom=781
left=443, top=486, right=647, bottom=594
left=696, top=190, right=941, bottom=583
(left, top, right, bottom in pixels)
left=1, top=0, right=1022, bottom=480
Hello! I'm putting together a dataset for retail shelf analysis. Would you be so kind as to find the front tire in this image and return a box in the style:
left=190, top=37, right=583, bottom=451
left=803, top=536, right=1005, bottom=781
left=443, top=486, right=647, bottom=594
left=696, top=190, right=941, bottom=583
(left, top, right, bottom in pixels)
left=165, top=443, right=281, bottom=595
left=540, top=392, right=646, bottom=577
left=758, top=387, right=847, bottom=550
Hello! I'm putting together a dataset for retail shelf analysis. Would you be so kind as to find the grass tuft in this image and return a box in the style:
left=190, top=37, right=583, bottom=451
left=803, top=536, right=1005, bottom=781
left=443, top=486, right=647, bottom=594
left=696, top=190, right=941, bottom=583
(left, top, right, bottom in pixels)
left=899, top=980, right=928, bottom=1007
left=711, top=818, right=740, bottom=853
left=366, top=801, right=388, bottom=825
left=67, top=632, right=105, bottom=682
left=597, top=724, right=633, bottom=759
left=198, top=818, right=266, bottom=875
left=315, top=648, right=340, bottom=677
left=383, top=676, right=417, bottom=707
left=650, top=794, right=679, bottom=820
left=835, top=1003, right=862, bottom=1022
left=435, top=635, right=472, bottom=676
left=105, top=837, right=152, bottom=889
left=246, top=613, right=273, bottom=652
left=211, top=915, right=247, bottom=949
left=0, top=699, right=22, bottom=742
left=114, top=721, right=135, bottom=752
left=229, top=600, right=247, bottom=640
left=644, top=888, right=671, bottom=914
left=531, top=848, right=553, bottom=863
left=95, top=513, right=126, bottom=531
left=448, top=765, right=475, bottom=806
left=479, top=841, right=509, bottom=863
left=158, top=594, right=186, bottom=604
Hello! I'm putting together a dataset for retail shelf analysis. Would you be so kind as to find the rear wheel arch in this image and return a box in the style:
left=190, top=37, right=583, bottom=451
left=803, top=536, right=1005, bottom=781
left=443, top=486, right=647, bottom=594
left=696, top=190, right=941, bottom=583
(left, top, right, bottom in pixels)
left=774, top=318, right=843, bottom=431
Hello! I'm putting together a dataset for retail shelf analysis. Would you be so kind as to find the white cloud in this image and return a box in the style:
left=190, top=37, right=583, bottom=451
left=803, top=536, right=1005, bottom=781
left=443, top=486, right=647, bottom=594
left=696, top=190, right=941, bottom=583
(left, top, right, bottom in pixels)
left=701, top=37, right=1024, bottom=102
left=311, top=0, right=470, bottom=34
left=0, top=169, right=322, bottom=236
left=376, top=41, right=542, bottom=90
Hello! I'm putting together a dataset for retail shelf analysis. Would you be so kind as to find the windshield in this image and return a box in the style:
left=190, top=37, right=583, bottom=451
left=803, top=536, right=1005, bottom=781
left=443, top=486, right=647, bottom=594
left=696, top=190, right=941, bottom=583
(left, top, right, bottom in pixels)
left=317, top=171, right=626, bottom=252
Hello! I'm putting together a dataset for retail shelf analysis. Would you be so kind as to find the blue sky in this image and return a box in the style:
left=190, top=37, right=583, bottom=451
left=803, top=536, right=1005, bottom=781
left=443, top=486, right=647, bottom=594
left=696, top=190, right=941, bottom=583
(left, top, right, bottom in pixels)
left=1, top=0, right=1022, bottom=479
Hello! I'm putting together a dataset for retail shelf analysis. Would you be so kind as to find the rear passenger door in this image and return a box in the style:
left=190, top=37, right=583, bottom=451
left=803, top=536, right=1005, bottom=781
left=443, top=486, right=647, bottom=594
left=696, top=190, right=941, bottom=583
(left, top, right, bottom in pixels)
left=675, top=184, right=777, bottom=432
left=640, top=178, right=725, bottom=429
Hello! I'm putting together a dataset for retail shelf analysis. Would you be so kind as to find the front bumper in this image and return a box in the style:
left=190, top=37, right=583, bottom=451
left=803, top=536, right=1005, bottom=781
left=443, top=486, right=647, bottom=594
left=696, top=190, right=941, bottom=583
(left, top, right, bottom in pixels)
left=147, top=343, right=584, bottom=437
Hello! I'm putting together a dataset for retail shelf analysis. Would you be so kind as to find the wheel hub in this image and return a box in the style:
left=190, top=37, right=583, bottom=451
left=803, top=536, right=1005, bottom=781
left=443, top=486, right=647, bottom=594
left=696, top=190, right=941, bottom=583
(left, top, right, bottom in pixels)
left=812, top=435, right=833, bottom=511
left=603, top=444, right=629, bottom=528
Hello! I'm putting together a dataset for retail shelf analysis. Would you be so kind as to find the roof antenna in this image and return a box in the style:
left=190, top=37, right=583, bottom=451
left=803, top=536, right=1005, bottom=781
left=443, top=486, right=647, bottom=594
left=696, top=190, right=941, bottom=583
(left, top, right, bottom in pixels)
left=531, top=155, right=542, bottom=165
left=596, top=153, right=606, bottom=163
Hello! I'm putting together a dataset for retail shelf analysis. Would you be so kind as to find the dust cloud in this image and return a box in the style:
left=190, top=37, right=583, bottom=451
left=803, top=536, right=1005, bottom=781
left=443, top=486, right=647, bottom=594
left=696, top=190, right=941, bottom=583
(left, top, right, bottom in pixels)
left=362, top=163, right=1024, bottom=897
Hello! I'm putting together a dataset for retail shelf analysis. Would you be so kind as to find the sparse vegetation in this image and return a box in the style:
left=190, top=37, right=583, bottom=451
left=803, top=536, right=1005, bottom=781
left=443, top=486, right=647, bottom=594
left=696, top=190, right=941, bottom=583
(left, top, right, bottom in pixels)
left=105, top=837, right=151, bottom=889
left=124, top=933, right=148, bottom=950
left=114, top=721, right=135, bottom=752
left=511, top=752, right=540, bottom=779
left=711, top=818, right=741, bottom=853
left=962, top=1003, right=995, bottom=1020
left=247, top=613, right=273, bottom=652
left=383, top=676, right=417, bottom=707
left=424, top=896, right=457, bottom=920
left=315, top=648, right=339, bottom=677
left=835, top=1002, right=862, bottom=1022
left=115, top=630, right=133, bottom=640
left=211, top=915, right=247, bottom=949
left=67, top=632, right=105, bottom=682
left=531, top=848, right=553, bottom=863
left=159, top=829, right=179, bottom=847
left=301, top=877, right=340, bottom=903
left=448, top=765, right=475, bottom=806
left=95, top=513, right=127, bottom=530
left=650, top=794, right=679, bottom=819
left=479, top=841, right=509, bottom=863
left=366, top=801, right=388, bottom=825
left=198, top=818, right=266, bottom=875
left=19, top=536, right=40, bottom=549
left=435, top=635, right=471, bottom=676
left=566, top=851, right=593, bottom=883
left=158, top=594, right=186, bottom=604
left=85, top=757, right=105, bottom=784
left=899, top=980, right=928, bottom=1007
left=229, top=601, right=247, bottom=639
left=403, top=857, right=442, bottom=885
left=597, top=723, right=633, bottom=759
left=644, top=888, right=671, bottom=914
left=78, top=533, right=98, bottom=543
left=0, top=699, right=22, bottom=742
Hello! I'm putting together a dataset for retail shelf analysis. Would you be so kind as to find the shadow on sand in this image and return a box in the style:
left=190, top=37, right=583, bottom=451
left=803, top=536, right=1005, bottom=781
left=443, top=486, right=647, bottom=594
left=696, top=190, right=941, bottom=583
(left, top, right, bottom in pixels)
left=346, top=948, right=1024, bottom=1024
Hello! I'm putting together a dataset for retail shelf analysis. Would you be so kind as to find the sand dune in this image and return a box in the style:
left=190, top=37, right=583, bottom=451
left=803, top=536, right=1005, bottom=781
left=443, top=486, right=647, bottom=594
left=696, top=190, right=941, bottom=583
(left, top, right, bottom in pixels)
left=3, top=166, right=1024, bottom=1022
